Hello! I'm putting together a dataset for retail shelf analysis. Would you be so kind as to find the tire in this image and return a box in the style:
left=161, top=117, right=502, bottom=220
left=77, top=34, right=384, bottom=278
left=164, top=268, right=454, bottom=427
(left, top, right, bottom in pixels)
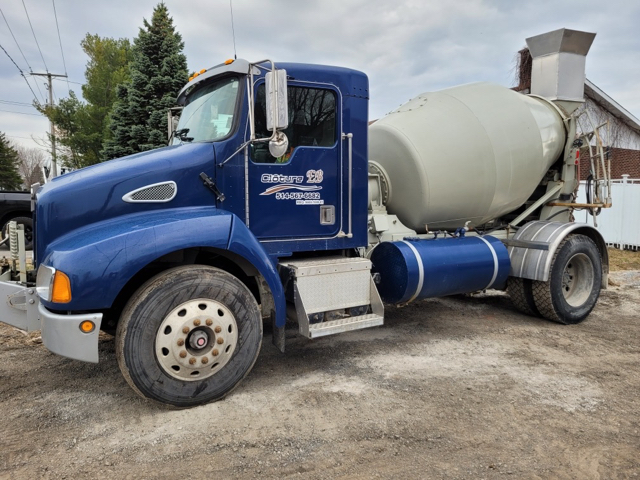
left=531, top=234, right=602, bottom=325
left=116, top=265, right=263, bottom=407
left=507, top=277, right=539, bottom=317
left=1, top=217, right=33, bottom=250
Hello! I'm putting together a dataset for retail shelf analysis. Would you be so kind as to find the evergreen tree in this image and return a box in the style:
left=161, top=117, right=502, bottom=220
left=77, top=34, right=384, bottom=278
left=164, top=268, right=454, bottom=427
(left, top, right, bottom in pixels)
left=102, top=3, right=188, bottom=159
left=0, top=133, right=24, bottom=190
left=38, top=35, right=132, bottom=168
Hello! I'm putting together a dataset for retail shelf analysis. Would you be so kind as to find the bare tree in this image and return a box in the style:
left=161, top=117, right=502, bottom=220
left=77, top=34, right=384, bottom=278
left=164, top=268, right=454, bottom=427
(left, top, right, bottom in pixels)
left=15, top=145, right=46, bottom=189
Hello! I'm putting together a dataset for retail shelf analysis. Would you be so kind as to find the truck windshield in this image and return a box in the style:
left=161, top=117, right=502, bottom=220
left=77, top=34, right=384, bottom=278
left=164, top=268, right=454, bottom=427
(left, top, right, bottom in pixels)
left=173, top=76, right=240, bottom=144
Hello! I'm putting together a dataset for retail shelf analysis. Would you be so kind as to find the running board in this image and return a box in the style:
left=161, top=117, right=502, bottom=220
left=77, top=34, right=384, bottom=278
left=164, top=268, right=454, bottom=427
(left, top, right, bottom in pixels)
left=280, top=256, right=384, bottom=339
left=307, top=313, right=384, bottom=339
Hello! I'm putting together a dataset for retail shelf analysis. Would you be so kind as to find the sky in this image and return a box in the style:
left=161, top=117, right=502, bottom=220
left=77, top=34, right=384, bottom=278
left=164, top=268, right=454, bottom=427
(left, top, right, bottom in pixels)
left=1, top=0, right=639, bottom=155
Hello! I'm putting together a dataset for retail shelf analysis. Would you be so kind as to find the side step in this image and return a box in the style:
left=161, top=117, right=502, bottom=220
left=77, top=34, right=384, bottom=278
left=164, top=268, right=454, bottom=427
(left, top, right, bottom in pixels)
left=280, top=256, right=384, bottom=339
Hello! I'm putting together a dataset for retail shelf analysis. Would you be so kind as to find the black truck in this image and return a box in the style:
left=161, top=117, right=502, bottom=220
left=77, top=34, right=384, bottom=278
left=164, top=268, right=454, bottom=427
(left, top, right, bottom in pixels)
left=0, top=191, right=33, bottom=249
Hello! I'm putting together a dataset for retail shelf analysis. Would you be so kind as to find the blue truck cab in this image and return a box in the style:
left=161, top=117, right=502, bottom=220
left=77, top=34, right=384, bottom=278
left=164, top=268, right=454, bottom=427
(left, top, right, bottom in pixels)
left=22, top=59, right=373, bottom=406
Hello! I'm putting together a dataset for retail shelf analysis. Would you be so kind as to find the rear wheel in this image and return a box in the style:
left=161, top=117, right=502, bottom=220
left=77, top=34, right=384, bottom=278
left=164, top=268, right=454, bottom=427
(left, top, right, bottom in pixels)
left=116, top=265, right=263, bottom=407
left=531, top=234, right=602, bottom=324
left=507, top=277, right=538, bottom=316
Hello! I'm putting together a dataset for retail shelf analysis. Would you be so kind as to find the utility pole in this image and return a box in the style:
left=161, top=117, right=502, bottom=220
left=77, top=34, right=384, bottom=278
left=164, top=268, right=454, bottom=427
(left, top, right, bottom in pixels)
left=31, top=72, right=67, bottom=179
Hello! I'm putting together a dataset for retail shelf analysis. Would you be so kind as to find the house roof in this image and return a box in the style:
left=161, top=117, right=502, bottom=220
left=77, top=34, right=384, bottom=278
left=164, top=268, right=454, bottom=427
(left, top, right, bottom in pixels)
left=585, top=79, right=640, bottom=135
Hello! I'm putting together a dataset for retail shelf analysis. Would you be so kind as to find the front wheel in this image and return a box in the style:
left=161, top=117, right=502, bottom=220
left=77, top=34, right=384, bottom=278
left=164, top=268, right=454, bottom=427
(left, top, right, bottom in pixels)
left=116, top=265, right=263, bottom=407
left=531, top=234, right=602, bottom=324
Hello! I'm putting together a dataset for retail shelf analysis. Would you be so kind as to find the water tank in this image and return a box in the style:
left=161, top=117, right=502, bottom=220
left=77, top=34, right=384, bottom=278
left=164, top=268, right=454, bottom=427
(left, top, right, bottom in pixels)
left=368, top=82, right=566, bottom=231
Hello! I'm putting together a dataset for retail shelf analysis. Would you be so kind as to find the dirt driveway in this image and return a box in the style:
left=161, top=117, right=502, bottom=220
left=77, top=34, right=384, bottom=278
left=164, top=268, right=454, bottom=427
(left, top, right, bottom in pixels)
left=1, top=269, right=639, bottom=479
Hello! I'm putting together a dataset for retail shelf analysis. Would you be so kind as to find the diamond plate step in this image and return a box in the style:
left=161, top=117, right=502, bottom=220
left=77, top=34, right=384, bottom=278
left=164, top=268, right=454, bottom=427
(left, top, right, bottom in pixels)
left=280, top=256, right=385, bottom=339
left=308, top=314, right=384, bottom=338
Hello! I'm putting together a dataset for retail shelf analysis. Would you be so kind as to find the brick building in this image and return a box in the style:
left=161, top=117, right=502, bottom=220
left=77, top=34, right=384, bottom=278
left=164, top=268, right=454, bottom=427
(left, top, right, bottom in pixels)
left=577, top=80, right=640, bottom=179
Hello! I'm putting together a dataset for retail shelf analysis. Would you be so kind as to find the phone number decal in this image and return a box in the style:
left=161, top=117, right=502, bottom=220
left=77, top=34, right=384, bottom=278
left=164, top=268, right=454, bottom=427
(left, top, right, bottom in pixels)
left=275, top=191, right=321, bottom=200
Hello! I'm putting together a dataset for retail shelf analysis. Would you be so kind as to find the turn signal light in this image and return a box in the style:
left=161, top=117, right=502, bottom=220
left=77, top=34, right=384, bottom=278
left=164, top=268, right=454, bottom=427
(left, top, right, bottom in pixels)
left=51, top=271, right=72, bottom=303
left=79, top=320, right=95, bottom=334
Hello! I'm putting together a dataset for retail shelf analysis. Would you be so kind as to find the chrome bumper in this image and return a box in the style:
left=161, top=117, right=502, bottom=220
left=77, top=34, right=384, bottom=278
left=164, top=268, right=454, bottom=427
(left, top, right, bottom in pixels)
left=0, top=279, right=102, bottom=363
left=39, top=304, right=103, bottom=363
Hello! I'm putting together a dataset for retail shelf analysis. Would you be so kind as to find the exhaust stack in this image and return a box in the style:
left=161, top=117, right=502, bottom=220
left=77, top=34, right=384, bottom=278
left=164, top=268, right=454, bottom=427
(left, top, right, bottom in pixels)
left=526, top=28, right=596, bottom=103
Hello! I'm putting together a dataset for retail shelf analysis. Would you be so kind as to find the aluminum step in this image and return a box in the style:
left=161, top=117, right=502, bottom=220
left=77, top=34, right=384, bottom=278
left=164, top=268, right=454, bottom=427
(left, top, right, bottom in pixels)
left=307, top=313, right=384, bottom=338
left=279, top=256, right=385, bottom=339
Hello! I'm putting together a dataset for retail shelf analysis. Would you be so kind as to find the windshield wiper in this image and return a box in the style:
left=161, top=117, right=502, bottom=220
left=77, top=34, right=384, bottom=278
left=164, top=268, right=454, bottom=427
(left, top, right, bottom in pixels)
left=176, top=128, right=194, bottom=142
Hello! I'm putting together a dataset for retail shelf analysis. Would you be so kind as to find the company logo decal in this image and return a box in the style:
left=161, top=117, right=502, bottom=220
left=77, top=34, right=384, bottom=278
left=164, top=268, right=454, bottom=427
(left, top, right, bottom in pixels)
left=260, top=169, right=325, bottom=205
left=260, top=184, right=322, bottom=195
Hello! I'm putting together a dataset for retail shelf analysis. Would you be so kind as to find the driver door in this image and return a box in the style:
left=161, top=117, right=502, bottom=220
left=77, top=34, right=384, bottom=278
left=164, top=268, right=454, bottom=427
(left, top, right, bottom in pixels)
left=248, top=81, right=342, bottom=241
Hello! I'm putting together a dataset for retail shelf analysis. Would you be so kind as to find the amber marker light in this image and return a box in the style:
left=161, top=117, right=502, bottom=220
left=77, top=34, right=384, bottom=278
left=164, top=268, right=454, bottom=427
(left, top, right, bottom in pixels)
left=79, top=321, right=95, bottom=334
left=224, top=58, right=234, bottom=65
left=199, top=68, right=206, bottom=74
left=51, top=271, right=72, bottom=303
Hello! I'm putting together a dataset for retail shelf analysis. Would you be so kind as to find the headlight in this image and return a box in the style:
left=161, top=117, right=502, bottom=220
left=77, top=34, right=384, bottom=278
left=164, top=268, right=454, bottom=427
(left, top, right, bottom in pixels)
left=36, top=265, right=72, bottom=303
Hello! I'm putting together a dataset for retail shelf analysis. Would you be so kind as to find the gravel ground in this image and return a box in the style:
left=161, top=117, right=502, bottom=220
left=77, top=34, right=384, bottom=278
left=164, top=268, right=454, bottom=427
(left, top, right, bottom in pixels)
left=1, top=271, right=639, bottom=479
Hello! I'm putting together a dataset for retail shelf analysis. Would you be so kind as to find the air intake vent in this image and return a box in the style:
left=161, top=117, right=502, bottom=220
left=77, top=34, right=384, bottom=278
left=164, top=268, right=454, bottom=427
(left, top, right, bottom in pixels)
left=123, top=181, right=177, bottom=203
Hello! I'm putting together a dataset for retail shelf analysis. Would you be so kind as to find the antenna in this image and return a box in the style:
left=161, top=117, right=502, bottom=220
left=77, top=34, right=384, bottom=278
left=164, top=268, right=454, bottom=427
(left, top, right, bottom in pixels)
left=229, top=0, right=237, bottom=59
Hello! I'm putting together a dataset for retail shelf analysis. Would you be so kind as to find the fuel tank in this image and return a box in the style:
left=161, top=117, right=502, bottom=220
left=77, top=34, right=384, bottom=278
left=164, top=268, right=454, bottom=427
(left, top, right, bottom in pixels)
left=370, top=235, right=510, bottom=304
left=368, top=82, right=566, bottom=231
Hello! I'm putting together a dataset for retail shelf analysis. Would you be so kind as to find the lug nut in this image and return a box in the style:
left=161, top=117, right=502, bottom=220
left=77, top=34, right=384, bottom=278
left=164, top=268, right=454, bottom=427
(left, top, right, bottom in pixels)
left=182, top=327, right=190, bottom=334
left=179, top=351, right=187, bottom=358
left=177, top=339, right=184, bottom=346
left=193, top=319, right=201, bottom=326
left=201, top=357, right=209, bottom=364
left=216, top=337, right=224, bottom=344
left=206, top=318, right=213, bottom=326
left=214, top=326, right=222, bottom=333
left=212, top=349, right=219, bottom=356
left=189, top=357, right=196, bottom=365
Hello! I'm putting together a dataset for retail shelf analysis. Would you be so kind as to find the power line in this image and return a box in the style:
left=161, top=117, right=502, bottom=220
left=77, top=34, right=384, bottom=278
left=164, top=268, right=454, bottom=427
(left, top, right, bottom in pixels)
left=51, top=0, right=71, bottom=94
left=0, top=42, right=41, bottom=104
left=52, top=77, right=82, bottom=85
left=0, top=109, right=44, bottom=116
left=21, top=0, right=48, bottom=72
left=0, top=6, right=46, bottom=103
left=0, top=99, right=35, bottom=107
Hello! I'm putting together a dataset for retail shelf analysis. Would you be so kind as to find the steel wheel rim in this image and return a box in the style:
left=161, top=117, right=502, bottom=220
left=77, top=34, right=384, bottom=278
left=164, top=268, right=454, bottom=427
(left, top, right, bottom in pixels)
left=561, top=253, right=594, bottom=307
left=155, top=298, right=239, bottom=381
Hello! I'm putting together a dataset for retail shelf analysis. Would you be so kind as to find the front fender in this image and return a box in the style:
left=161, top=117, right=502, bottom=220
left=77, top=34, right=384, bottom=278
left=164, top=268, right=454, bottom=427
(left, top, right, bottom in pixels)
left=39, top=207, right=286, bottom=326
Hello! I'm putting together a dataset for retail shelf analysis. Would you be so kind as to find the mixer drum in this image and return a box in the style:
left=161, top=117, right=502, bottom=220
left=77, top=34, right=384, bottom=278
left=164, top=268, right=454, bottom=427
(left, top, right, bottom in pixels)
left=368, top=82, right=565, bottom=231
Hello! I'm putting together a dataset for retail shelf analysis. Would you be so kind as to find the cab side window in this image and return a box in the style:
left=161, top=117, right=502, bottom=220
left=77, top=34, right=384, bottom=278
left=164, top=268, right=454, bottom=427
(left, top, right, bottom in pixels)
left=252, top=85, right=337, bottom=163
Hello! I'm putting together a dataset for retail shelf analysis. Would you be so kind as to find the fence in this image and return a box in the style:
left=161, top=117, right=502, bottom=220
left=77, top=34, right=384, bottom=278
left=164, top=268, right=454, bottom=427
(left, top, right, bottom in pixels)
left=576, top=175, right=640, bottom=250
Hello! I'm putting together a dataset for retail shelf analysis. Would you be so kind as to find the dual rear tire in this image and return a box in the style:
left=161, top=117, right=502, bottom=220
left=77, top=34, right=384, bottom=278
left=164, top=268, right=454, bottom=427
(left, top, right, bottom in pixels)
left=508, top=234, right=602, bottom=324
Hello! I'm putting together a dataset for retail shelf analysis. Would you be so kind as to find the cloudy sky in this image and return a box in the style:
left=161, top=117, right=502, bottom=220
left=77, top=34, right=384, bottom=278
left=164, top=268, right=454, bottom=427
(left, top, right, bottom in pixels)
left=1, top=0, right=639, bottom=154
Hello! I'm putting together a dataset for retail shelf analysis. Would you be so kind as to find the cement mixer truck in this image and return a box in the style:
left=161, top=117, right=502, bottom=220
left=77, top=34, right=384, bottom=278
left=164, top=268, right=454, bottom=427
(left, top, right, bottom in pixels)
left=0, top=28, right=612, bottom=406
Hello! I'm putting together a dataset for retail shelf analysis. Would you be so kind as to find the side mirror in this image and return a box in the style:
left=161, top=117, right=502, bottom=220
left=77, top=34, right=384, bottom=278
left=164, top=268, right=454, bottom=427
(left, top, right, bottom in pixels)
left=265, top=69, right=288, bottom=131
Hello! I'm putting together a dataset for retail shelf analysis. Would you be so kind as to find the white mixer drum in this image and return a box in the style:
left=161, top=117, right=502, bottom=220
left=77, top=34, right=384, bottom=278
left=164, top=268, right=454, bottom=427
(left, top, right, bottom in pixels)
left=368, top=82, right=565, bottom=230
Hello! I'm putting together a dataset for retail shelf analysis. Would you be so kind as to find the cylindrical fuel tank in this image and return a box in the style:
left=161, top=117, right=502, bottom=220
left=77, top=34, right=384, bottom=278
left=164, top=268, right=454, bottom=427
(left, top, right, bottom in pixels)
left=369, top=82, right=566, bottom=231
left=370, top=236, right=510, bottom=304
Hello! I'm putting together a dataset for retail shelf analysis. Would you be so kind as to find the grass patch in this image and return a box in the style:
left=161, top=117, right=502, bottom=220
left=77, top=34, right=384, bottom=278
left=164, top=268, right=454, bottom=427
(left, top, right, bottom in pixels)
left=608, top=248, right=640, bottom=271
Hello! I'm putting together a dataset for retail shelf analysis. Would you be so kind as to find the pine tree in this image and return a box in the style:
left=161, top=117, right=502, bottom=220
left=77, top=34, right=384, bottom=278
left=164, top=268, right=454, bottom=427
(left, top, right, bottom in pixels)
left=37, top=35, right=132, bottom=168
left=102, top=3, right=188, bottom=159
left=0, top=132, right=24, bottom=190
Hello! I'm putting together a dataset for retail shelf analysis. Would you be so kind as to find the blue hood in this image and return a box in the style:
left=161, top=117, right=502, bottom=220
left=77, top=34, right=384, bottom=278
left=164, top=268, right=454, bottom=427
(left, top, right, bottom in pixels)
left=35, top=143, right=216, bottom=264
